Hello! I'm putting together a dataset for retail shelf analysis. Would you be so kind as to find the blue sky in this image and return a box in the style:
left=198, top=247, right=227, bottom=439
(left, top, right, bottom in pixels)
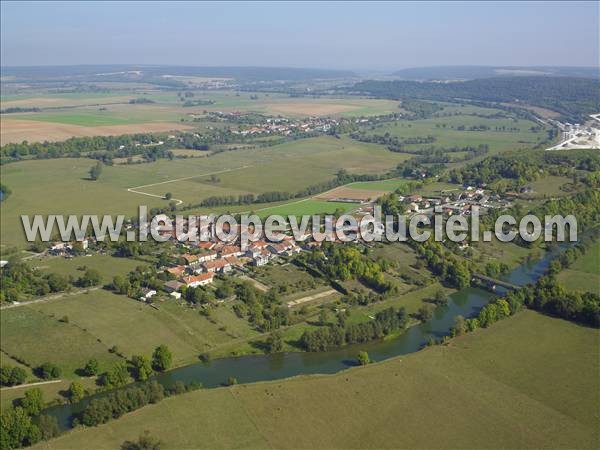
left=1, top=1, right=598, bottom=69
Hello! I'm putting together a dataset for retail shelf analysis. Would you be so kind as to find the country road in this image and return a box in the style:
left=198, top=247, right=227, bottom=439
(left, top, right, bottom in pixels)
left=0, top=286, right=101, bottom=310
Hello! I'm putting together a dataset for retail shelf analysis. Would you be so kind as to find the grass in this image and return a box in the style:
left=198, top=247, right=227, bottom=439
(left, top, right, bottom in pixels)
left=557, top=240, right=600, bottom=295
left=371, top=110, right=546, bottom=156
left=33, top=255, right=146, bottom=282
left=0, top=304, right=122, bottom=377
left=256, top=199, right=357, bottom=217
left=1, top=135, right=408, bottom=249
left=0, top=289, right=264, bottom=377
left=36, top=311, right=599, bottom=449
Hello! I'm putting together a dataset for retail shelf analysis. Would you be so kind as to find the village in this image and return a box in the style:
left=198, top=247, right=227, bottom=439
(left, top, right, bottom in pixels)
left=39, top=182, right=518, bottom=307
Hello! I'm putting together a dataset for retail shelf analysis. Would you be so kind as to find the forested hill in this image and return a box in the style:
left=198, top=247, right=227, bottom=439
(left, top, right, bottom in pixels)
left=392, top=65, right=600, bottom=80
left=349, top=76, right=600, bottom=122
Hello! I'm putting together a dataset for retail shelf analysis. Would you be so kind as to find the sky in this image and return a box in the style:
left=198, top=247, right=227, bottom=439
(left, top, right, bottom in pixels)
left=1, top=1, right=598, bottom=70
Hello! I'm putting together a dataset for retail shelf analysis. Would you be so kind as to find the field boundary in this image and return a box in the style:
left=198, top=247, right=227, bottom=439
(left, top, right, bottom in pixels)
left=126, top=165, right=254, bottom=206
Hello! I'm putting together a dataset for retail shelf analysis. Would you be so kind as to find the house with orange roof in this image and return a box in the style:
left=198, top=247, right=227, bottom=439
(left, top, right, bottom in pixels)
left=183, top=272, right=214, bottom=288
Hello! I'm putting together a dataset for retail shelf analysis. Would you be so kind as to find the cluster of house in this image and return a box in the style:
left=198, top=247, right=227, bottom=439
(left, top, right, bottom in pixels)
left=399, top=186, right=513, bottom=217
left=229, top=116, right=340, bottom=137
left=161, top=235, right=303, bottom=297
left=48, top=239, right=89, bottom=256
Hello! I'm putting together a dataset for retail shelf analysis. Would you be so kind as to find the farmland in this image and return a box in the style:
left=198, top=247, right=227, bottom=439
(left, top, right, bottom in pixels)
left=1, top=136, right=409, bottom=249
left=35, top=311, right=599, bottom=449
left=557, top=240, right=600, bottom=295
left=0, top=90, right=401, bottom=143
left=364, top=103, right=547, bottom=155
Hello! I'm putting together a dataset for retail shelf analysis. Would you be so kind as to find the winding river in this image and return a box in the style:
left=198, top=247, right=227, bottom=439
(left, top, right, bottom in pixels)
left=43, top=246, right=558, bottom=430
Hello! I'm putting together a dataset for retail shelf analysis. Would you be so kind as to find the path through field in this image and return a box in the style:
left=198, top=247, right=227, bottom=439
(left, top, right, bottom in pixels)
left=286, top=289, right=338, bottom=307
left=0, top=379, right=62, bottom=391
left=0, top=287, right=101, bottom=310
left=125, top=165, right=254, bottom=206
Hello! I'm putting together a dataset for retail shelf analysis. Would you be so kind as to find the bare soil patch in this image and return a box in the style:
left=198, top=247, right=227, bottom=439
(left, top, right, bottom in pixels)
left=315, top=186, right=386, bottom=202
left=262, top=102, right=358, bottom=116
left=0, top=119, right=193, bottom=144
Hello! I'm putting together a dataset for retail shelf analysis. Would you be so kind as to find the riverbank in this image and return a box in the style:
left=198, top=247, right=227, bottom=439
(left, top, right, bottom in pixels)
left=34, top=310, right=600, bottom=449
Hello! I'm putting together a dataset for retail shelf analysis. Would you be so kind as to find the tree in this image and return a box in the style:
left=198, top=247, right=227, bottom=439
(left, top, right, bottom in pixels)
left=433, top=290, right=448, bottom=306
left=417, top=304, right=435, bottom=321
left=37, top=415, right=59, bottom=441
left=19, top=388, right=43, bottom=416
left=357, top=351, right=370, bottom=366
left=451, top=315, right=467, bottom=337
left=78, top=269, right=102, bottom=287
left=164, top=192, right=172, bottom=200
left=227, top=376, right=237, bottom=386
left=89, top=161, right=103, bottom=181
left=152, top=345, right=172, bottom=372
left=121, top=431, right=162, bottom=450
left=0, top=407, right=41, bottom=449
left=319, top=308, right=328, bottom=325
left=68, top=381, right=85, bottom=403
left=83, top=358, right=100, bottom=376
left=101, top=361, right=129, bottom=388
left=131, top=355, right=153, bottom=381
left=38, top=362, right=61, bottom=380
left=265, top=330, right=283, bottom=353
left=0, top=366, right=27, bottom=387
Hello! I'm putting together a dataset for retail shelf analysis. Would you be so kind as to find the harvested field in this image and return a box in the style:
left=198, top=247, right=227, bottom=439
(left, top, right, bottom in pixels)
left=262, top=102, right=364, bottom=116
left=0, top=118, right=193, bottom=144
left=315, top=186, right=385, bottom=202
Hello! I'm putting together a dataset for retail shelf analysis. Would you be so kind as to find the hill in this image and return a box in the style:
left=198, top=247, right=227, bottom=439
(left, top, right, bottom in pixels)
left=37, top=311, right=599, bottom=449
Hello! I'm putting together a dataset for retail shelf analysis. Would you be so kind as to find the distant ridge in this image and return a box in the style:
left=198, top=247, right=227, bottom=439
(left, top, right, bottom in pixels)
left=1, top=65, right=355, bottom=81
left=393, top=65, right=599, bottom=80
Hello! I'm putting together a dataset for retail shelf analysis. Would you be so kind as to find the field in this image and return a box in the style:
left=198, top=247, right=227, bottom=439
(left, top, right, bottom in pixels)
left=0, top=289, right=262, bottom=377
left=35, top=311, right=599, bottom=449
left=1, top=90, right=401, bottom=143
left=557, top=240, right=600, bottom=295
left=371, top=104, right=546, bottom=155
left=255, top=199, right=357, bottom=217
left=1, top=136, right=409, bottom=249
left=0, top=118, right=193, bottom=145
left=32, top=254, right=147, bottom=282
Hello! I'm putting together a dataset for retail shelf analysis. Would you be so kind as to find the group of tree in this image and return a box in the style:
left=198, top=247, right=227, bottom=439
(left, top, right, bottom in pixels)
left=0, top=388, right=60, bottom=449
left=412, top=240, right=472, bottom=289
left=0, top=261, right=72, bottom=303
left=197, top=169, right=389, bottom=209
left=298, top=242, right=397, bottom=294
left=300, top=307, right=407, bottom=351
left=0, top=366, right=27, bottom=387
left=350, top=76, right=600, bottom=123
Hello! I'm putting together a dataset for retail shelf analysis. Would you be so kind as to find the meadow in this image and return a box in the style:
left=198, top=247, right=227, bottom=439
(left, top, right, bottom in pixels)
left=557, top=240, right=600, bottom=295
left=371, top=104, right=547, bottom=155
left=0, top=289, right=262, bottom=378
left=35, top=311, right=599, bottom=449
left=1, top=136, right=409, bottom=249
left=1, top=90, right=402, bottom=143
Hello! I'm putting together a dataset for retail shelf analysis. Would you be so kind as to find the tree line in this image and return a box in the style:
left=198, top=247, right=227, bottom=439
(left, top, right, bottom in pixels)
left=300, top=306, right=407, bottom=351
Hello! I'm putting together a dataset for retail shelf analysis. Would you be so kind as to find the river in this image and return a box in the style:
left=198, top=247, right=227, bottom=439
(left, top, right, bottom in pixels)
left=43, top=245, right=558, bottom=430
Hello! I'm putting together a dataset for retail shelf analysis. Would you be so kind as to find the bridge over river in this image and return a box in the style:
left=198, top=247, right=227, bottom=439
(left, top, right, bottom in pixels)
left=472, top=273, right=521, bottom=291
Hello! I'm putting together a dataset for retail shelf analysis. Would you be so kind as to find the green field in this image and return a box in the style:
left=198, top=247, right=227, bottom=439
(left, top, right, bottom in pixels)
left=36, top=311, right=599, bottom=449
left=0, top=290, right=262, bottom=376
left=370, top=106, right=546, bottom=155
left=558, top=240, right=600, bottom=295
left=33, top=255, right=147, bottom=283
left=1, top=136, right=409, bottom=249
left=256, top=199, right=357, bottom=217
